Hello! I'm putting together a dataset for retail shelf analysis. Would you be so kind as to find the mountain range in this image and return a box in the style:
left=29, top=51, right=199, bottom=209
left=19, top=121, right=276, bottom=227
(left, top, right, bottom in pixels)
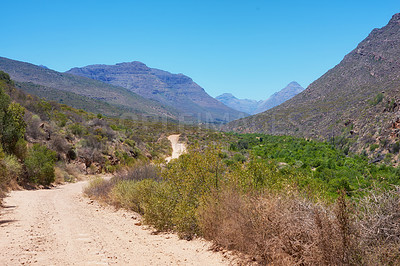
left=0, top=57, right=245, bottom=123
left=216, top=81, right=304, bottom=115
left=0, top=57, right=177, bottom=120
left=66, top=62, right=246, bottom=123
left=225, top=13, right=400, bottom=156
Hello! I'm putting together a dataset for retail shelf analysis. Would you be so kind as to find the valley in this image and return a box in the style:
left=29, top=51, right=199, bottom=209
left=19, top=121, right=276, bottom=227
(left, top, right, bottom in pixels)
left=1, top=6, right=400, bottom=266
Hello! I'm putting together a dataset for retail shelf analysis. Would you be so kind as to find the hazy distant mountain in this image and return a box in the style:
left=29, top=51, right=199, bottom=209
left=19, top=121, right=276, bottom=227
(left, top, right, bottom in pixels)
left=225, top=13, right=400, bottom=155
left=216, top=82, right=303, bottom=115
left=67, top=62, right=246, bottom=123
left=215, top=93, right=260, bottom=115
left=255, top=81, right=304, bottom=113
left=0, top=57, right=178, bottom=120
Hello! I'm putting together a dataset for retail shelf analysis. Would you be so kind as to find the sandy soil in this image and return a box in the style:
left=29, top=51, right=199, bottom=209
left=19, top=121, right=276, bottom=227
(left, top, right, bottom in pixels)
left=0, top=181, right=230, bottom=265
left=165, top=134, right=187, bottom=163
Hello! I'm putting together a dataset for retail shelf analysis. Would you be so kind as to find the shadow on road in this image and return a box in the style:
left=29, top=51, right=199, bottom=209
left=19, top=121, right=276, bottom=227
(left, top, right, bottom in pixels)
left=0, top=219, right=17, bottom=225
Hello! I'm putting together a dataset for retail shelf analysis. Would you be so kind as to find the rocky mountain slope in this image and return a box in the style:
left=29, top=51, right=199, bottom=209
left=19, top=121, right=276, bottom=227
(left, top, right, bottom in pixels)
left=67, top=62, right=246, bottom=123
left=255, top=81, right=304, bottom=113
left=0, top=57, right=178, bottom=120
left=216, top=82, right=303, bottom=115
left=215, top=93, right=261, bottom=114
left=225, top=13, right=400, bottom=157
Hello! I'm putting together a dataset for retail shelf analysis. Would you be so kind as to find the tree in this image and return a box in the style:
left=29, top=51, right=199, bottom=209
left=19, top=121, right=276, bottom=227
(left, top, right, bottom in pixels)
left=0, top=71, right=14, bottom=86
left=25, top=144, right=57, bottom=185
left=1, top=102, right=26, bottom=154
left=0, top=86, right=11, bottom=128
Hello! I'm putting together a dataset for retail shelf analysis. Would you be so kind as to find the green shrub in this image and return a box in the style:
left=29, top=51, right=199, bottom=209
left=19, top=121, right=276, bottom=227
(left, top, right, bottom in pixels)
left=0, top=154, right=22, bottom=200
left=369, top=93, right=384, bottom=106
left=392, top=142, right=400, bottom=154
left=142, top=182, right=178, bottom=231
left=233, top=153, right=246, bottom=163
left=69, top=123, right=86, bottom=136
left=25, top=144, right=57, bottom=185
left=4, top=155, right=22, bottom=181
left=0, top=71, right=14, bottom=85
left=55, top=112, right=68, bottom=127
left=110, top=179, right=158, bottom=213
left=384, top=153, right=393, bottom=164
left=124, top=139, right=136, bottom=148
left=370, top=144, right=379, bottom=152
left=0, top=91, right=26, bottom=154
left=13, top=138, right=27, bottom=160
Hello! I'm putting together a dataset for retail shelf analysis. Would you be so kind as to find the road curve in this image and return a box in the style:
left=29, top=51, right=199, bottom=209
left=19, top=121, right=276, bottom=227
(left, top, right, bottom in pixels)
left=165, top=134, right=187, bottom=163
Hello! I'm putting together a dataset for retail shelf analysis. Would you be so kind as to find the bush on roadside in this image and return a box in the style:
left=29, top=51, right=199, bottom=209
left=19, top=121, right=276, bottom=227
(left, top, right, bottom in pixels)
left=198, top=188, right=361, bottom=265
left=110, top=179, right=158, bottom=213
left=84, top=177, right=114, bottom=202
left=25, top=144, right=57, bottom=185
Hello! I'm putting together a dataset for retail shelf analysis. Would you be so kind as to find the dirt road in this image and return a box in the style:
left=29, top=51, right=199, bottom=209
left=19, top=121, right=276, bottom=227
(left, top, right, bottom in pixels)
left=165, top=134, right=187, bottom=163
left=0, top=181, right=229, bottom=265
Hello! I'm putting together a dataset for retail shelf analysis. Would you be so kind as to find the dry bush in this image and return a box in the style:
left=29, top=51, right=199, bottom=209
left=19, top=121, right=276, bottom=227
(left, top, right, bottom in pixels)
left=90, top=118, right=107, bottom=127
left=65, top=164, right=82, bottom=177
left=104, top=127, right=116, bottom=140
left=0, top=155, right=23, bottom=202
left=84, top=177, right=114, bottom=202
left=25, top=113, right=45, bottom=140
left=50, top=134, right=70, bottom=155
left=356, top=188, right=400, bottom=264
left=199, top=188, right=360, bottom=265
left=78, top=147, right=105, bottom=169
left=54, top=166, right=66, bottom=184
left=82, top=135, right=104, bottom=150
left=113, top=163, right=160, bottom=183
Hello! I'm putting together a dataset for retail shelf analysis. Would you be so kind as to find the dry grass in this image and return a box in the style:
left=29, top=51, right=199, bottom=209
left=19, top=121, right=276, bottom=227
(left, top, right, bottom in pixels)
left=199, top=188, right=364, bottom=265
left=84, top=162, right=400, bottom=265
left=356, top=188, right=400, bottom=264
left=84, top=177, right=114, bottom=203
left=112, top=163, right=161, bottom=182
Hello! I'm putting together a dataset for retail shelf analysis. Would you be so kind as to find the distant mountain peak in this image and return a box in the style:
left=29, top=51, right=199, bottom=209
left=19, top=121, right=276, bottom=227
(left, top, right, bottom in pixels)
left=287, top=81, right=300, bottom=86
left=255, top=81, right=304, bottom=113
left=216, top=82, right=303, bottom=115
left=115, top=61, right=148, bottom=67
left=217, top=93, right=237, bottom=99
left=38, top=65, right=49, bottom=69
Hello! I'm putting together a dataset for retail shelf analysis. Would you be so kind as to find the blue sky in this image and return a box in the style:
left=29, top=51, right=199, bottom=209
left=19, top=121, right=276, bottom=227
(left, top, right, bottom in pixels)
left=1, top=1, right=399, bottom=100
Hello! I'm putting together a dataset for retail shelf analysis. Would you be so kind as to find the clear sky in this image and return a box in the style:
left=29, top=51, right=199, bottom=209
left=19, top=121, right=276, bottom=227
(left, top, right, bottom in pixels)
left=1, top=0, right=399, bottom=100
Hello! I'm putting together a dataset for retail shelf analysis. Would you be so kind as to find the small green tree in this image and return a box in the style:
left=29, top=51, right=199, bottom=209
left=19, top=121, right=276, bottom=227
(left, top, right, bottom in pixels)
left=1, top=102, right=26, bottom=154
left=25, top=144, right=57, bottom=185
left=0, top=87, right=11, bottom=133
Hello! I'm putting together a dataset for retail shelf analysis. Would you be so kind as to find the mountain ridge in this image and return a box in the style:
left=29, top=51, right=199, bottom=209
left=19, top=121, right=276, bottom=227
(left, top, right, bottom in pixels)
left=0, top=57, right=178, bottom=120
left=67, top=61, right=247, bottom=123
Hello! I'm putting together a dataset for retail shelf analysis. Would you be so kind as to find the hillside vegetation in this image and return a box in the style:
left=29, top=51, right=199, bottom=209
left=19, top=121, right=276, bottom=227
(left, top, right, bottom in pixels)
left=0, top=70, right=208, bottom=201
left=86, top=130, right=400, bottom=264
left=2, top=63, right=400, bottom=263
